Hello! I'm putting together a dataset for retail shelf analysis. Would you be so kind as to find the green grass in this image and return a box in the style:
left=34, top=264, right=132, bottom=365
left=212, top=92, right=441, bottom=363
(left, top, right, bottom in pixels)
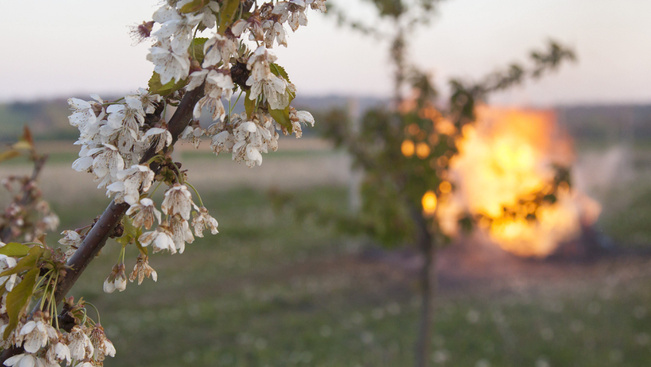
left=46, top=185, right=651, bottom=367
left=4, top=139, right=651, bottom=366
left=600, top=183, right=651, bottom=248
left=0, top=143, right=338, bottom=167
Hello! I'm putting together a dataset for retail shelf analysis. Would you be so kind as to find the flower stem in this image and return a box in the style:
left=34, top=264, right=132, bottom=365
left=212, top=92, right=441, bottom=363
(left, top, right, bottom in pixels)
left=185, top=181, right=204, bottom=207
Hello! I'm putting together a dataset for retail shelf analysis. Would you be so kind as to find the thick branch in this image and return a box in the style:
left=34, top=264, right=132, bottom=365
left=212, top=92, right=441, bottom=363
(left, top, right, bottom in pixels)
left=0, top=87, right=203, bottom=362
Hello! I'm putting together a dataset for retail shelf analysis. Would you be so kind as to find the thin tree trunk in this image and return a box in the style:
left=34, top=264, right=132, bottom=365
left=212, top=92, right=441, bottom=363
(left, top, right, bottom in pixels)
left=409, top=206, right=436, bottom=367
left=416, top=229, right=435, bottom=367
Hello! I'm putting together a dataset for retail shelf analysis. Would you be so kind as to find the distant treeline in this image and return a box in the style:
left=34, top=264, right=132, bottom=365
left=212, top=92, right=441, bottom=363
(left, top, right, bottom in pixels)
left=1, top=97, right=650, bottom=144
left=558, top=105, right=651, bottom=145
left=0, top=99, right=74, bottom=141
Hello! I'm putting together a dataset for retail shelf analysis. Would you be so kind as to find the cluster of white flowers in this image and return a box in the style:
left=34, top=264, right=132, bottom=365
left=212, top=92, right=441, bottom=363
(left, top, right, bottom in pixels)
left=64, top=0, right=322, bottom=297
left=99, top=183, right=218, bottom=294
left=3, top=320, right=115, bottom=367
left=0, top=249, right=116, bottom=367
left=69, top=92, right=165, bottom=192
left=162, top=0, right=321, bottom=167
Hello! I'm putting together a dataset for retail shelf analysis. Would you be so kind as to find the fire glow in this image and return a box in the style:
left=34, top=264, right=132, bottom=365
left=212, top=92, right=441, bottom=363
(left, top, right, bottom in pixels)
left=410, top=105, right=601, bottom=258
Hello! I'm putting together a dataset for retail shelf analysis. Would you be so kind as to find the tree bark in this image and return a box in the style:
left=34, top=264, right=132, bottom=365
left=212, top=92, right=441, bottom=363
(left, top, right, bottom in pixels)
left=0, top=87, right=203, bottom=362
left=411, top=207, right=436, bottom=367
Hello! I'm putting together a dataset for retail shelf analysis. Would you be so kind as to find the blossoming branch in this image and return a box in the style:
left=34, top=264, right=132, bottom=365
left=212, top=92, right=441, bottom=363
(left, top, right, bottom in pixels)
left=0, top=1, right=325, bottom=366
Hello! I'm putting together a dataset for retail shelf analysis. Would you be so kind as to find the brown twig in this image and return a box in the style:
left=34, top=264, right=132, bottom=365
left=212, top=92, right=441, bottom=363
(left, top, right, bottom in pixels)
left=0, top=154, right=49, bottom=243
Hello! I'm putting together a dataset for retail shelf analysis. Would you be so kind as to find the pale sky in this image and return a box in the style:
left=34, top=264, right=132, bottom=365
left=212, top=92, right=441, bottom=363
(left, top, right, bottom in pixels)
left=1, top=0, right=650, bottom=106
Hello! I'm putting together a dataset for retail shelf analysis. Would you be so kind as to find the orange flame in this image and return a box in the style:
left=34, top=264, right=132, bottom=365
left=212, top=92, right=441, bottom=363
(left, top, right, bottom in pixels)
left=442, top=106, right=600, bottom=257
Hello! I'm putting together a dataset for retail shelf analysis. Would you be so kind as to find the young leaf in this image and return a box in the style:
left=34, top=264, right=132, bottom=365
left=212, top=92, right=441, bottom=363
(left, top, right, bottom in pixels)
left=7, top=127, right=35, bottom=153
left=179, top=0, right=209, bottom=13
left=0, top=243, right=31, bottom=257
left=4, top=267, right=39, bottom=339
left=0, top=246, right=43, bottom=278
left=266, top=63, right=296, bottom=132
left=148, top=72, right=188, bottom=96
left=21, top=126, right=34, bottom=147
left=270, top=63, right=291, bottom=83
left=269, top=63, right=296, bottom=101
left=11, top=141, right=32, bottom=151
left=218, top=0, right=240, bottom=34
left=0, top=149, right=20, bottom=163
left=116, top=216, right=141, bottom=247
left=269, top=105, right=293, bottom=134
left=244, top=91, right=256, bottom=118
left=134, top=238, right=149, bottom=256
left=122, top=216, right=139, bottom=239
left=189, top=37, right=209, bottom=64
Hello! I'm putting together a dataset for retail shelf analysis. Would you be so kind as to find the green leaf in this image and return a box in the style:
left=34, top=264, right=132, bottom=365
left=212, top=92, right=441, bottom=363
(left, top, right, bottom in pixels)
left=244, top=91, right=256, bottom=118
left=218, top=0, right=240, bottom=34
left=270, top=63, right=291, bottom=83
left=269, top=105, right=293, bottom=134
left=134, top=238, right=149, bottom=256
left=0, top=246, right=43, bottom=278
left=116, top=234, right=130, bottom=247
left=4, top=267, right=38, bottom=339
left=12, top=141, right=32, bottom=150
left=122, top=216, right=138, bottom=238
left=179, top=0, right=209, bottom=13
left=0, top=149, right=20, bottom=163
left=13, top=127, right=34, bottom=151
left=266, top=63, right=295, bottom=132
left=0, top=243, right=31, bottom=257
left=148, top=72, right=188, bottom=97
left=116, top=216, right=141, bottom=247
left=189, top=37, right=209, bottom=64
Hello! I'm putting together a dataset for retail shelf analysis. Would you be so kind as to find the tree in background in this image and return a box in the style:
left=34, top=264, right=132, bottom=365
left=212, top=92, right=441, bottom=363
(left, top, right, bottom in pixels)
left=0, top=1, right=323, bottom=365
left=320, top=1, right=576, bottom=366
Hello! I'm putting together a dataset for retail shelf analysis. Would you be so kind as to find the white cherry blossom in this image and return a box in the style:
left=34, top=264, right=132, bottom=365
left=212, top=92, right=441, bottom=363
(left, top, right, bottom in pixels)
left=0, top=255, right=18, bottom=291
left=68, top=98, right=100, bottom=128
left=129, top=254, right=158, bottom=285
left=103, top=264, right=127, bottom=293
left=46, top=341, right=71, bottom=366
left=288, top=107, right=315, bottom=138
left=136, top=88, right=162, bottom=114
left=89, top=326, right=116, bottom=361
left=142, top=127, right=173, bottom=154
left=17, top=318, right=57, bottom=353
left=169, top=215, right=194, bottom=254
left=106, top=96, right=146, bottom=133
left=192, top=206, right=219, bottom=237
left=126, top=198, right=161, bottom=229
left=139, top=226, right=177, bottom=254
left=107, top=165, right=155, bottom=205
left=180, top=125, right=204, bottom=149
left=202, top=34, right=237, bottom=68
left=246, top=47, right=290, bottom=110
left=161, top=184, right=193, bottom=220
left=68, top=326, right=94, bottom=362
left=4, top=353, right=45, bottom=367
left=147, top=45, right=191, bottom=85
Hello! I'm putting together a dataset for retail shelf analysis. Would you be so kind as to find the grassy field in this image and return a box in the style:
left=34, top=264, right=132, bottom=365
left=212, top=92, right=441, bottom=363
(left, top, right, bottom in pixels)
left=2, top=140, right=651, bottom=366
